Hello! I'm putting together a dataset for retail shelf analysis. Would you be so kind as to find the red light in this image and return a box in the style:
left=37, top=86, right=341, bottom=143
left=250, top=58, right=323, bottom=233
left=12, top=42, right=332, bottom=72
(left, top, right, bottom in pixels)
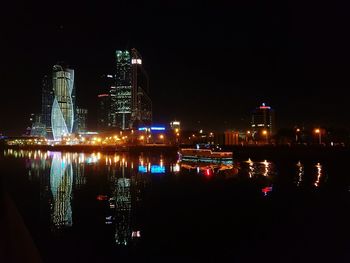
left=97, top=195, right=108, bottom=201
left=259, top=106, right=271, bottom=109
left=98, top=94, right=109, bottom=98
left=262, top=186, right=273, bottom=195
left=205, top=168, right=213, bottom=177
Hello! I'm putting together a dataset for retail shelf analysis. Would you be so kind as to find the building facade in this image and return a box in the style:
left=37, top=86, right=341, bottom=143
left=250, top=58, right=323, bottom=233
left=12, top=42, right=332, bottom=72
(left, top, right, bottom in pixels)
left=251, top=103, right=275, bottom=142
left=115, top=50, right=132, bottom=130
left=51, top=65, right=75, bottom=141
left=75, top=107, right=88, bottom=133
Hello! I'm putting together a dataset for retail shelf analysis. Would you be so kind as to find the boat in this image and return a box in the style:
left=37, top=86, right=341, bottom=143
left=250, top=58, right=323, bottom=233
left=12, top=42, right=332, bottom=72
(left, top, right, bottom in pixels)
left=179, top=148, right=233, bottom=165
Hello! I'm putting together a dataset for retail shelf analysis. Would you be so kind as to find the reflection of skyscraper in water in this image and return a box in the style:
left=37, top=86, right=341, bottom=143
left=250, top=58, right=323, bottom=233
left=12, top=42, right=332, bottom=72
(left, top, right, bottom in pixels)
left=110, top=156, right=148, bottom=246
left=114, top=177, right=132, bottom=245
left=74, top=153, right=86, bottom=189
left=5, top=150, right=87, bottom=231
left=50, top=152, right=73, bottom=229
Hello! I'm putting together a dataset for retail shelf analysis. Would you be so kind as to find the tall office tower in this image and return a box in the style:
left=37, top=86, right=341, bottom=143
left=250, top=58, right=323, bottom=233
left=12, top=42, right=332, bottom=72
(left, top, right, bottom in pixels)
left=130, top=48, right=152, bottom=127
left=75, top=107, right=88, bottom=133
left=115, top=50, right=132, bottom=130
left=41, top=75, right=54, bottom=138
left=51, top=64, right=75, bottom=141
left=114, top=49, right=152, bottom=130
left=251, top=103, right=275, bottom=141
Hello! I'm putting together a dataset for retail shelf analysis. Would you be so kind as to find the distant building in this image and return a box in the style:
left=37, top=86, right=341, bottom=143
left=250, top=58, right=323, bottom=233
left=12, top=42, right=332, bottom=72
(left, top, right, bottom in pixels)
left=29, top=114, right=46, bottom=137
left=224, top=131, right=240, bottom=145
left=75, top=108, right=88, bottom=133
left=51, top=64, right=75, bottom=140
left=251, top=103, right=275, bottom=142
left=97, top=93, right=110, bottom=131
left=41, top=75, right=54, bottom=138
left=24, top=113, right=36, bottom=135
left=97, top=74, right=115, bottom=131
left=170, top=121, right=181, bottom=130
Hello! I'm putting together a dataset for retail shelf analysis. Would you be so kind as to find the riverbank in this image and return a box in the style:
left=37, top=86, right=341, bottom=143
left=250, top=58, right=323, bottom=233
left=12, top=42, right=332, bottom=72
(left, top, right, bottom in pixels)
left=2, top=143, right=349, bottom=161
left=1, top=144, right=179, bottom=155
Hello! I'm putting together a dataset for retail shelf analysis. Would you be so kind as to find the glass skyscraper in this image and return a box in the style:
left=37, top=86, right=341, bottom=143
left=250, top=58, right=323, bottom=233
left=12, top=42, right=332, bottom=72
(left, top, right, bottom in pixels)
left=114, top=49, right=152, bottom=130
left=51, top=65, right=75, bottom=140
left=115, top=50, right=132, bottom=130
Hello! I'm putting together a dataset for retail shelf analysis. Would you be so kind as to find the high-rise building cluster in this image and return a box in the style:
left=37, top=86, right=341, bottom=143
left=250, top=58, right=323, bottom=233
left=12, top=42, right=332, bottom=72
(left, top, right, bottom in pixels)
left=29, top=48, right=151, bottom=141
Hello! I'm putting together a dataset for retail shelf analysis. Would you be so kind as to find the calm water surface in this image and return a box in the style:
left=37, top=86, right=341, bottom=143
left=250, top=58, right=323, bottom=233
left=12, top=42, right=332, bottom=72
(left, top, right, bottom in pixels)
left=1, top=149, right=349, bottom=262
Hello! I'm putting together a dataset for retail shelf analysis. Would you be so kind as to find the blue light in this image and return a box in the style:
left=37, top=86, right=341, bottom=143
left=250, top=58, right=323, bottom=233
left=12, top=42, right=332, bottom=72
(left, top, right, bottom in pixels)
left=138, top=127, right=147, bottom=131
left=151, top=127, right=165, bottom=131
left=151, top=165, right=165, bottom=173
left=138, top=165, right=165, bottom=174
left=138, top=165, right=147, bottom=173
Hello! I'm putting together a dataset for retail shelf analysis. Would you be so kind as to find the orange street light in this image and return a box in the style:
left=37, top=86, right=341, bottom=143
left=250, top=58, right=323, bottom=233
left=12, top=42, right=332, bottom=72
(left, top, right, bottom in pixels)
left=262, top=130, right=268, bottom=144
left=314, top=129, right=321, bottom=144
left=296, top=128, right=301, bottom=142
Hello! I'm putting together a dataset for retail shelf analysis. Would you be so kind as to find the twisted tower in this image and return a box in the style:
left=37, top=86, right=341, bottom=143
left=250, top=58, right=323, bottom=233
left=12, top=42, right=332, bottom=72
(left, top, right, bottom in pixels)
left=51, top=65, right=75, bottom=140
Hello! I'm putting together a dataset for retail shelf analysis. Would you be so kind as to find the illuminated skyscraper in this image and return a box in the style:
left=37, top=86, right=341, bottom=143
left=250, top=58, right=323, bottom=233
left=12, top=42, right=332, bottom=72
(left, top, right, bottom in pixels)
left=114, top=49, right=152, bottom=130
left=251, top=103, right=275, bottom=141
left=115, top=50, right=132, bottom=130
left=51, top=64, right=75, bottom=140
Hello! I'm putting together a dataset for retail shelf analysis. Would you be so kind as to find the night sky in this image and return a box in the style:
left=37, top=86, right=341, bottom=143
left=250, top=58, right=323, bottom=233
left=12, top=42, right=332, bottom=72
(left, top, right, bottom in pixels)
left=1, top=1, right=349, bottom=135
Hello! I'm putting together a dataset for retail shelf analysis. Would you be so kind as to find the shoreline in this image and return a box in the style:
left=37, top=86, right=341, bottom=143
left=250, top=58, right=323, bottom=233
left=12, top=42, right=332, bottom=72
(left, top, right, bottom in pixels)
left=1, top=144, right=349, bottom=160
left=1, top=144, right=179, bottom=155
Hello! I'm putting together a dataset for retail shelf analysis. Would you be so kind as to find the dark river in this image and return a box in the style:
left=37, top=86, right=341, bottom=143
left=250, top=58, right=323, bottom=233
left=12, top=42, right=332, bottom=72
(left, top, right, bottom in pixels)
left=0, top=148, right=349, bottom=262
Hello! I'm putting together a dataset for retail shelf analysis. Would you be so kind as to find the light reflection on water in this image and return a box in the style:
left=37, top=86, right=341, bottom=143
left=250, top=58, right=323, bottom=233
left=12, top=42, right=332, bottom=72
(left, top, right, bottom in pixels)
left=2, top=149, right=330, bottom=246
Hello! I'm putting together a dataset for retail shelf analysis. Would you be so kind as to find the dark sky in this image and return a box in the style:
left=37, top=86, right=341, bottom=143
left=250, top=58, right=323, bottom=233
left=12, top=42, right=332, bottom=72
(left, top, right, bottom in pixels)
left=1, top=0, right=350, bottom=135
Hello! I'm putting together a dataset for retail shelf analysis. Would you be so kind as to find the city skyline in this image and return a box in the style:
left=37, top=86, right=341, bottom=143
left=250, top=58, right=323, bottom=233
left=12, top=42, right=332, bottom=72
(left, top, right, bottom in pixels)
left=2, top=1, right=350, bottom=135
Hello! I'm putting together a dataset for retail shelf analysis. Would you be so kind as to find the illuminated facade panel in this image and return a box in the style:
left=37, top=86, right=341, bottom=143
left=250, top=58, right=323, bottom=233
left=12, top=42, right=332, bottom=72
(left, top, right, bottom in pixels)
left=75, top=107, right=88, bottom=133
left=51, top=65, right=75, bottom=140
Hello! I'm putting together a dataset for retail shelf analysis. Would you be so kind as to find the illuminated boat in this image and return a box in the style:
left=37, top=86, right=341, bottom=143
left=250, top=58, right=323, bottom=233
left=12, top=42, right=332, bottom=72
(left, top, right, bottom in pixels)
left=179, top=148, right=233, bottom=165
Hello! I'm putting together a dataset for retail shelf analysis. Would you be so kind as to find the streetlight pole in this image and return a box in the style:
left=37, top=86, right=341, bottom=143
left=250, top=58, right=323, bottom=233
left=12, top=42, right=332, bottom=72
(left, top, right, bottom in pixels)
left=295, top=128, right=300, bottom=143
left=315, top=129, right=321, bottom=144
